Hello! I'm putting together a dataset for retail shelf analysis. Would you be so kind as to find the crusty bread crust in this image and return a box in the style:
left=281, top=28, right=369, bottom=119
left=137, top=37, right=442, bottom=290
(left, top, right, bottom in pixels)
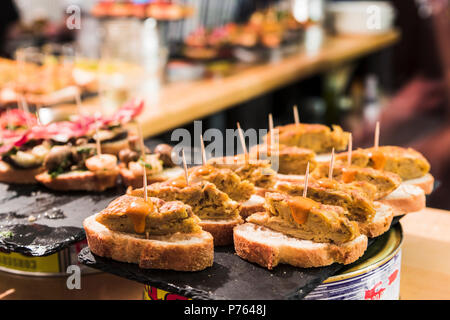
left=101, top=139, right=129, bottom=156
left=36, top=170, right=119, bottom=192
left=358, top=202, right=394, bottom=238
left=379, top=184, right=425, bottom=216
left=84, top=214, right=214, bottom=271
left=0, top=161, right=44, bottom=184
left=403, top=173, right=434, bottom=195
left=200, top=217, right=244, bottom=246
left=234, top=223, right=367, bottom=269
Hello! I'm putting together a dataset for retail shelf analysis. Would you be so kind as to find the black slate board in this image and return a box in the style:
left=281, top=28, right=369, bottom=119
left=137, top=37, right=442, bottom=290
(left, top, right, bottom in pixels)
left=78, top=245, right=345, bottom=300
left=0, top=139, right=167, bottom=257
left=79, top=227, right=401, bottom=300
left=0, top=182, right=125, bottom=256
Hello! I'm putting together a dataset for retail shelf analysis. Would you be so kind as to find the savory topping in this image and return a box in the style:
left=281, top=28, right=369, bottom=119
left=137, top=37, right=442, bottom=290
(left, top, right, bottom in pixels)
left=336, top=146, right=430, bottom=180
left=153, top=144, right=175, bottom=167
left=312, top=162, right=402, bottom=200
left=207, top=154, right=276, bottom=189
left=287, top=196, right=319, bottom=225
left=276, top=178, right=376, bottom=222
left=85, top=154, right=118, bottom=172
left=118, top=148, right=140, bottom=164
left=129, top=181, right=240, bottom=221
left=95, top=195, right=201, bottom=235
left=247, top=192, right=359, bottom=244
left=188, top=165, right=255, bottom=202
left=250, top=143, right=317, bottom=175
left=42, top=143, right=118, bottom=178
left=44, top=146, right=73, bottom=172
left=266, top=123, right=350, bottom=154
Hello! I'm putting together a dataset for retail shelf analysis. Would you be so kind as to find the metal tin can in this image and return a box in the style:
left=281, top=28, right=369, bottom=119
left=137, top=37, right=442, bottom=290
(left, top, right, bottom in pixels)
left=304, top=223, right=403, bottom=300
left=0, top=240, right=95, bottom=276
left=142, top=224, right=403, bottom=300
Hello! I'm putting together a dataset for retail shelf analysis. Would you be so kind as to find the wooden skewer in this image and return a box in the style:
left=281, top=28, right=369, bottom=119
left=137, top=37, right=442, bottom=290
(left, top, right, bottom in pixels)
left=137, top=123, right=148, bottom=202
left=293, top=105, right=300, bottom=125
left=347, top=133, right=352, bottom=167
left=0, top=288, right=15, bottom=300
left=6, top=108, right=12, bottom=130
left=200, top=134, right=207, bottom=165
left=19, top=95, right=32, bottom=128
left=374, top=121, right=380, bottom=150
left=35, top=112, right=41, bottom=126
left=94, top=112, right=102, bottom=156
left=75, top=91, right=84, bottom=126
left=237, top=122, right=248, bottom=156
left=329, top=148, right=335, bottom=180
left=182, top=148, right=189, bottom=186
left=303, top=162, right=310, bottom=198
left=268, top=113, right=274, bottom=152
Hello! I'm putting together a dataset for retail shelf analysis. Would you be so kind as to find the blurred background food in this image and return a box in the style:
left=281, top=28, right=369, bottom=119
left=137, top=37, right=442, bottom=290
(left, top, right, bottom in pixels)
left=0, top=0, right=448, bottom=209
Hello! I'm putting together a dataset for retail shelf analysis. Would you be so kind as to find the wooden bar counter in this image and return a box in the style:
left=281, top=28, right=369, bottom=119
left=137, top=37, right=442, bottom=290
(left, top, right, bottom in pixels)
left=69, top=31, right=400, bottom=138
left=139, top=31, right=399, bottom=137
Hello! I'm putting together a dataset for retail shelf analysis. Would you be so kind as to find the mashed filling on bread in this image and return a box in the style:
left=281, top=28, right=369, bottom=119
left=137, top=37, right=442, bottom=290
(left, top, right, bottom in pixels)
left=336, top=146, right=430, bottom=180
left=249, top=143, right=317, bottom=175
left=129, top=181, right=240, bottom=221
left=207, top=155, right=276, bottom=189
left=96, top=195, right=202, bottom=235
left=188, top=165, right=255, bottom=202
left=247, top=192, right=359, bottom=244
left=265, top=124, right=350, bottom=154
left=312, top=163, right=402, bottom=200
left=276, top=179, right=375, bottom=222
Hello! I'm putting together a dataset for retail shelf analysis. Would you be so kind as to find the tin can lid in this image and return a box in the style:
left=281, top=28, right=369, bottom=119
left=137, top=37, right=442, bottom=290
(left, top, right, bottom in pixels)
left=326, top=223, right=403, bottom=282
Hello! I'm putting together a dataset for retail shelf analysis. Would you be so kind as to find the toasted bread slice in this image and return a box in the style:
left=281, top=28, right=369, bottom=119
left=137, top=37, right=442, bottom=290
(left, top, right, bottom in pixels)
left=200, top=217, right=244, bottom=246
left=129, top=182, right=243, bottom=245
left=36, top=170, right=119, bottom=192
left=0, top=161, right=44, bottom=184
left=84, top=214, right=214, bottom=271
left=234, top=223, right=367, bottom=269
left=379, top=183, right=425, bottom=216
left=403, top=173, right=434, bottom=195
left=240, top=194, right=266, bottom=219
left=358, top=202, right=394, bottom=238
left=120, top=166, right=184, bottom=188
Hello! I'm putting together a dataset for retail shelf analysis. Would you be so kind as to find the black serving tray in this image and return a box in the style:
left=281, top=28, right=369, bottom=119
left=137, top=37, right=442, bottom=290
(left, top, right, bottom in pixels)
left=0, top=139, right=168, bottom=257
left=78, top=219, right=405, bottom=300
left=0, top=182, right=125, bottom=256
left=78, top=245, right=345, bottom=300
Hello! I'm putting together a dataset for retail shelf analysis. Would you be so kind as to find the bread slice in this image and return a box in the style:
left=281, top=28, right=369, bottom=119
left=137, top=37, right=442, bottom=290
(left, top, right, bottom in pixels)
left=120, top=166, right=184, bottom=188
left=36, top=170, right=119, bottom=192
left=403, top=173, right=434, bottom=195
left=315, top=153, right=333, bottom=163
left=234, top=223, right=367, bottom=269
left=358, top=202, right=394, bottom=238
left=200, top=216, right=243, bottom=246
left=84, top=214, right=214, bottom=271
left=240, top=194, right=265, bottom=219
left=275, top=174, right=426, bottom=217
left=0, top=161, right=44, bottom=184
left=379, top=183, right=425, bottom=216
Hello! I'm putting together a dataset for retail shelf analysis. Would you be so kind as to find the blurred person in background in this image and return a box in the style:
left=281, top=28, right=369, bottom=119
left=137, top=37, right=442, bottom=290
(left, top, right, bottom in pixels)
left=354, top=0, right=450, bottom=209
left=0, top=0, right=20, bottom=56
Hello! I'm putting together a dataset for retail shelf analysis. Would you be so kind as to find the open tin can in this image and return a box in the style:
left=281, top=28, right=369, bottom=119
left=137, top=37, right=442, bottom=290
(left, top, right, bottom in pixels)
left=0, top=240, right=94, bottom=276
left=142, top=224, right=403, bottom=300
left=304, top=223, right=403, bottom=300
